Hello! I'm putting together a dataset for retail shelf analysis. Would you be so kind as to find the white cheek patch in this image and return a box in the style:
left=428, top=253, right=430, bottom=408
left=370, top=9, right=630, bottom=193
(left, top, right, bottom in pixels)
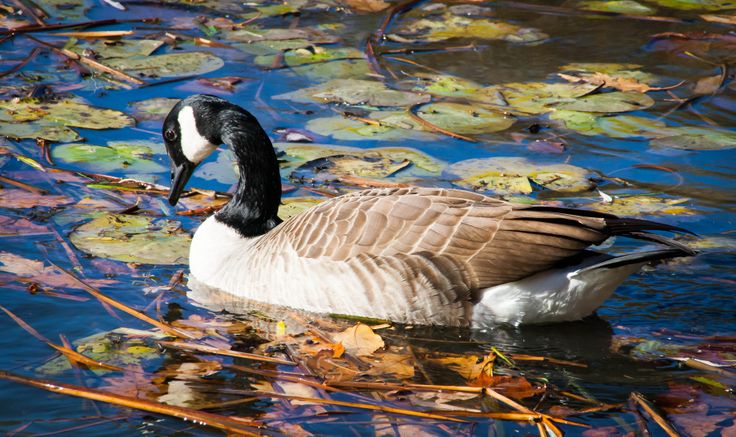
left=178, top=106, right=218, bottom=163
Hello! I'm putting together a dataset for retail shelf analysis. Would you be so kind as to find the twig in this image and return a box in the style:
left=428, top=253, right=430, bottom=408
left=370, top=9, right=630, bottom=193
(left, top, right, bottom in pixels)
left=0, top=47, right=41, bottom=79
left=408, top=104, right=478, bottom=142
left=0, top=174, right=47, bottom=194
left=0, top=371, right=264, bottom=436
left=0, top=18, right=157, bottom=35
left=157, top=341, right=297, bottom=366
left=630, top=392, right=680, bottom=437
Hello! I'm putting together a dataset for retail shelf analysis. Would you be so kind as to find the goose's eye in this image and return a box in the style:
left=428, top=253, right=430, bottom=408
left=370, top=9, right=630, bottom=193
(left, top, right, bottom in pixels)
left=164, top=129, right=177, bottom=141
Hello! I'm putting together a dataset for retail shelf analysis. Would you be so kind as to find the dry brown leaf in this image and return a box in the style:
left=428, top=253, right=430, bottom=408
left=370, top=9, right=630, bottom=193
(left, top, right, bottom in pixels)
left=484, top=375, right=543, bottom=400
left=0, top=188, right=73, bottom=209
left=362, top=352, right=415, bottom=379
left=0, top=215, right=49, bottom=236
left=0, top=252, right=116, bottom=289
left=344, top=0, right=391, bottom=12
left=559, top=72, right=652, bottom=93
left=333, top=323, right=385, bottom=356
left=700, top=14, right=736, bottom=25
left=693, top=74, right=723, bottom=95
left=431, top=352, right=495, bottom=383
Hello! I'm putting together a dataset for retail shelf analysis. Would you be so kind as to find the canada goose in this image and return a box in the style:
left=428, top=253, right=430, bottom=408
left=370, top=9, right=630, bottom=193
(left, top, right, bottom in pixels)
left=163, top=94, right=695, bottom=327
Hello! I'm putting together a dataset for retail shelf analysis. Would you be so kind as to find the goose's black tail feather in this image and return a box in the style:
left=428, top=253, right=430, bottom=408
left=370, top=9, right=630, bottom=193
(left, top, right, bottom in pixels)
left=605, top=217, right=696, bottom=236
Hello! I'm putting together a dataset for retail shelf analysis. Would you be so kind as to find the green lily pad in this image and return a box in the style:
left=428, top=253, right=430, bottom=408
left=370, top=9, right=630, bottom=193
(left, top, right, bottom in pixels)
left=304, top=114, right=435, bottom=141
left=393, top=14, right=548, bottom=43
left=555, top=91, right=655, bottom=113
left=289, top=59, right=373, bottom=81
left=645, top=0, right=736, bottom=11
left=274, top=79, right=431, bottom=107
left=37, top=330, right=161, bottom=375
left=446, top=157, right=594, bottom=194
left=277, top=142, right=444, bottom=175
left=559, top=62, right=659, bottom=85
left=497, top=82, right=600, bottom=114
left=130, top=98, right=180, bottom=121
left=225, top=27, right=338, bottom=44
left=590, top=195, right=695, bottom=216
left=412, top=74, right=485, bottom=98
left=650, top=128, right=736, bottom=150
left=53, top=141, right=166, bottom=173
left=255, top=46, right=364, bottom=68
left=68, top=39, right=164, bottom=59
left=105, top=52, right=224, bottom=78
left=0, top=122, right=81, bottom=142
left=279, top=197, right=325, bottom=221
left=291, top=154, right=411, bottom=181
left=0, top=99, right=134, bottom=130
left=415, top=102, right=515, bottom=134
left=70, top=214, right=191, bottom=265
left=576, top=0, right=656, bottom=15
left=550, top=110, right=668, bottom=138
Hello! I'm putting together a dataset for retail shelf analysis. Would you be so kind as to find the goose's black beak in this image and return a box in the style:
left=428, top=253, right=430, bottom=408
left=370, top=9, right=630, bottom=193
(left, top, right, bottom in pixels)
left=168, top=160, right=195, bottom=206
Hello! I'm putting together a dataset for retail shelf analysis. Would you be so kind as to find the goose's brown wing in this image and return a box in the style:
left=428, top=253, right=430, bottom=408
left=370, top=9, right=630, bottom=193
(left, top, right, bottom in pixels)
left=263, top=187, right=618, bottom=298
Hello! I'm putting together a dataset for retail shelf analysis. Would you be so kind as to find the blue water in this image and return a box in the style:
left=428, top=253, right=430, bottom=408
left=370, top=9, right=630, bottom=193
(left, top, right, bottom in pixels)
left=1, top=0, right=735, bottom=435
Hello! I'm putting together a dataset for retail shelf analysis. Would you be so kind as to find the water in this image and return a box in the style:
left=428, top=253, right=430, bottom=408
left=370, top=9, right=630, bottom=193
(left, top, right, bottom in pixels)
left=0, top=0, right=735, bottom=435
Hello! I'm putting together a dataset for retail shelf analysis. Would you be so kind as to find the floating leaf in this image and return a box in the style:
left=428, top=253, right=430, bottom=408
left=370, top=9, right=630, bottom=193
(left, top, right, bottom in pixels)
left=68, top=39, right=164, bottom=59
left=589, top=195, right=695, bottom=216
left=225, top=27, right=338, bottom=44
left=446, top=157, right=594, bottom=193
left=645, top=0, right=736, bottom=11
left=277, top=143, right=444, bottom=175
left=550, top=110, right=668, bottom=138
left=576, top=0, right=656, bottom=15
left=255, top=46, right=364, bottom=68
left=0, top=251, right=115, bottom=289
left=0, top=123, right=81, bottom=142
left=333, top=323, right=384, bottom=356
left=0, top=99, right=134, bottom=130
left=415, top=102, right=515, bottom=134
left=53, top=141, right=166, bottom=173
left=279, top=197, right=325, bottom=221
left=289, top=59, right=373, bottom=81
left=304, top=115, right=435, bottom=141
left=70, top=214, right=191, bottom=265
left=497, top=82, right=599, bottom=114
left=650, top=127, right=736, bottom=150
left=345, top=0, right=391, bottom=12
left=105, top=52, right=224, bottom=78
left=393, top=14, right=548, bottom=43
left=0, top=189, right=73, bottom=209
left=291, top=154, right=411, bottom=181
left=274, top=79, right=430, bottom=107
left=129, top=98, right=179, bottom=121
left=555, top=91, right=655, bottom=113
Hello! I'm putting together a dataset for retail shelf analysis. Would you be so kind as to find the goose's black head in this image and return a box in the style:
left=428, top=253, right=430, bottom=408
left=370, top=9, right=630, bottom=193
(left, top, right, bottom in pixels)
left=163, top=94, right=244, bottom=206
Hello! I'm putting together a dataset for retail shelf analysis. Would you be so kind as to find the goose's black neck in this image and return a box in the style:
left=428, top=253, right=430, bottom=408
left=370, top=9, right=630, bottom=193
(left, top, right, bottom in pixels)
left=214, top=109, right=282, bottom=238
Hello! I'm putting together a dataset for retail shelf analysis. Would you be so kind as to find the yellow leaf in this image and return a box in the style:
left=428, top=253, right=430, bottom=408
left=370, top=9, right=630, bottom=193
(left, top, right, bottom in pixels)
left=332, top=323, right=384, bottom=356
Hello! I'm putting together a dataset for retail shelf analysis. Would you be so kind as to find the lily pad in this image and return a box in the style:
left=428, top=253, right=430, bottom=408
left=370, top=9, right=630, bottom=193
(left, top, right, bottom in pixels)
left=224, top=27, right=338, bottom=44
left=275, top=79, right=430, bottom=107
left=0, top=99, right=134, bottom=130
left=550, top=110, right=668, bottom=138
left=70, top=214, right=191, bottom=265
left=559, top=62, right=659, bottom=85
left=412, top=74, right=485, bottom=99
left=0, top=122, right=80, bottom=142
left=590, top=195, right=695, bottom=216
left=555, top=91, right=655, bottom=113
left=129, top=98, right=180, bottom=121
left=304, top=114, right=436, bottom=141
left=445, top=157, right=594, bottom=194
left=105, top=52, right=224, bottom=78
left=576, top=0, right=656, bottom=15
left=291, top=154, right=411, bottom=181
left=68, top=39, right=164, bottom=59
left=415, top=102, right=515, bottom=134
left=279, top=197, right=325, bottom=220
left=645, top=0, right=736, bottom=11
left=649, top=127, right=736, bottom=150
left=393, top=14, right=548, bottom=43
left=289, top=59, right=373, bottom=81
left=277, top=142, right=444, bottom=175
left=255, top=46, right=364, bottom=68
left=497, top=82, right=599, bottom=114
left=53, top=141, right=166, bottom=173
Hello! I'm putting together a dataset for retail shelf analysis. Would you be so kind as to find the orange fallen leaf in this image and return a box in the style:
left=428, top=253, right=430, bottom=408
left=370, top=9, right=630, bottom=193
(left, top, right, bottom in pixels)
left=332, top=323, right=384, bottom=356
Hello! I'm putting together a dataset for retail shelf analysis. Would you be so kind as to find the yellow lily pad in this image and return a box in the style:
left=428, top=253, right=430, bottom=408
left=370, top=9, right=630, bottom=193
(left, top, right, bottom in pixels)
left=576, top=0, right=656, bottom=15
left=0, top=99, right=134, bottom=130
left=279, top=197, right=325, bottom=221
left=275, top=79, right=431, bottom=107
left=393, top=14, right=548, bottom=43
left=446, top=157, right=594, bottom=194
left=589, top=195, right=696, bottom=216
left=555, top=91, right=655, bottom=113
left=70, top=214, right=191, bottom=265
left=0, top=123, right=81, bottom=142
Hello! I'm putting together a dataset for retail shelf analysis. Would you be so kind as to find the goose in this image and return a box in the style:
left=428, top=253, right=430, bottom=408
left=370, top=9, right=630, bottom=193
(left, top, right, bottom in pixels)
left=163, top=94, right=695, bottom=327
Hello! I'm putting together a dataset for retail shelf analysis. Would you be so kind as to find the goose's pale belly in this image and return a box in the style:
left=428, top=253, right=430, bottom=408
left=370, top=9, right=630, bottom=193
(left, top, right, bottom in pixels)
left=189, top=216, right=643, bottom=326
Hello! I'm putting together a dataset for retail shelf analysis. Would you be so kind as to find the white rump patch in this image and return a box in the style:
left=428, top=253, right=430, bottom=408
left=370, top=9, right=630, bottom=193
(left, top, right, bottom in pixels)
left=178, top=106, right=218, bottom=163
